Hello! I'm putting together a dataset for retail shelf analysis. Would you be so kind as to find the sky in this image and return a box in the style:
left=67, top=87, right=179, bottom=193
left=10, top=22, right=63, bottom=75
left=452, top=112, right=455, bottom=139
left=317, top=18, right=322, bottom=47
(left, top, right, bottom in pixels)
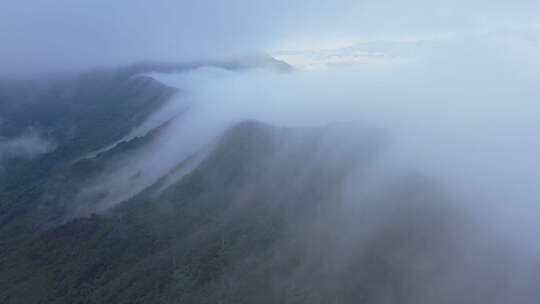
left=1, top=0, right=540, bottom=75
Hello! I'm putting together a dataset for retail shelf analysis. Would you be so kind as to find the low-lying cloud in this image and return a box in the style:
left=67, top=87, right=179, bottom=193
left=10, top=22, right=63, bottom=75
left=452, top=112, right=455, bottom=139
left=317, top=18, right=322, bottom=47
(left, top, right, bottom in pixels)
left=80, top=34, right=540, bottom=249
left=63, top=33, right=540, bottom=302
left=4, top=0, right=540, bottom=301
left=0, top=127, right=56, bottom=167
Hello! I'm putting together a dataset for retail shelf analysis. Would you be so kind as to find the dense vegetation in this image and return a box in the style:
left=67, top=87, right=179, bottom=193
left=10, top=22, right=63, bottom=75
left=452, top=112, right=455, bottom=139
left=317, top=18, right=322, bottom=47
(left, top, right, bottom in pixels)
left=1, top=116, right=466, bottom=303
left=1, top=63, right=532, bottom=303
left=0, top=64, right=179, bottom=249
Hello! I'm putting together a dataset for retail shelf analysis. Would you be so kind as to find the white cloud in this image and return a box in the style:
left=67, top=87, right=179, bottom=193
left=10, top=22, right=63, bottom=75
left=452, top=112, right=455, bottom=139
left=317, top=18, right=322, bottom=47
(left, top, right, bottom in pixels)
left=0, top=128, right=55, bottom=166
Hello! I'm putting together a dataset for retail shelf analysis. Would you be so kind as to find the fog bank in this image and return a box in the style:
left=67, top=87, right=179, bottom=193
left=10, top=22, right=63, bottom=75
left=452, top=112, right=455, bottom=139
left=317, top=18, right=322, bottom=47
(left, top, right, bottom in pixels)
left=71, top=33, right=540, bottom=256
left=0, top=127, right=55, bottom=170
left=143, top=36, right=540, bottom=251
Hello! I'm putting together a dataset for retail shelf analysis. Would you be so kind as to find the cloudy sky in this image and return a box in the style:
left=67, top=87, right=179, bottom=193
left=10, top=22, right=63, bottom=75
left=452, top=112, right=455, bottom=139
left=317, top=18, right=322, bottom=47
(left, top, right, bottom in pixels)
left=1, top=0, right=539, bottom=75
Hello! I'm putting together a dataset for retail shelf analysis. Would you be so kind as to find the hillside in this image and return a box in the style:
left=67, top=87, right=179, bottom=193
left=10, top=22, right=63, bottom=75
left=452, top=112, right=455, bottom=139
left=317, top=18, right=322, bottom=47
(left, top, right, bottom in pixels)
left=1, top=62, right=537, bottom=304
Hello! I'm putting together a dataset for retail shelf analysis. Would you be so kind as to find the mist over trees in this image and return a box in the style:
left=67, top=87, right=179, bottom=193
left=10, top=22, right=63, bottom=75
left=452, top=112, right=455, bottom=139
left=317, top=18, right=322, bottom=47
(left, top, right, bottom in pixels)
left=1, top=1, right=540, bottom=303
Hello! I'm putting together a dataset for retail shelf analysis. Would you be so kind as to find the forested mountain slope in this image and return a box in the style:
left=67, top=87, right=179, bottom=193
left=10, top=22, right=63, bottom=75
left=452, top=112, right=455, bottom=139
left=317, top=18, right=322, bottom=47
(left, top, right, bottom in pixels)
left=1, top=62, right=537, bottom=304
left=1, top=119, right=472, bottom=304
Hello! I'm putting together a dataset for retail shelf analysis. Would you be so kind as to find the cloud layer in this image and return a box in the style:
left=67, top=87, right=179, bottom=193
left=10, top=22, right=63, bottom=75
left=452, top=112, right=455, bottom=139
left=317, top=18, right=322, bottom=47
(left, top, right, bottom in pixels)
left=0, top=127, right=55, bottom=168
